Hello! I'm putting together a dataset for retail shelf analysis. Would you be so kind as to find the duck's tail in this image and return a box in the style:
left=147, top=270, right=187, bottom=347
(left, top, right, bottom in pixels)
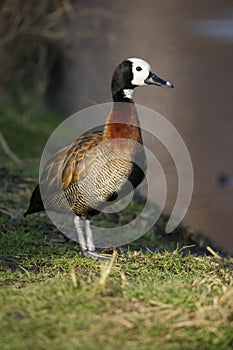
left=24, top=184, right=45, bottom=217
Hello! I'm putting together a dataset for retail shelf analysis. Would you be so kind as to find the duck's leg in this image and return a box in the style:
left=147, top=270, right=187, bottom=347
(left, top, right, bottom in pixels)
left=74, top=215, right=109, bottom=259
left=74, top=216, right=87, bottom=252
left=84, top=217, right=109, bottom=260
left=85, top=218, right=95, bottom=252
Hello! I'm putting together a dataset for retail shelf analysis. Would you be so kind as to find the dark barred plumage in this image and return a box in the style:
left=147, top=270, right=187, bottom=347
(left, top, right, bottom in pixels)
left=25, top=57, right=174, bottom=258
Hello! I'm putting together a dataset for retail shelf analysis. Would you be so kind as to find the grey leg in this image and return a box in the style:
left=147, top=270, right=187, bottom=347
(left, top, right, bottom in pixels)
left=74, top=216, right=109, bottom=259
left=74, top=216, right=87, bottom=252
left=85, top=218, right=95, bottom=252
left=85, top=218, right=109, bottom=259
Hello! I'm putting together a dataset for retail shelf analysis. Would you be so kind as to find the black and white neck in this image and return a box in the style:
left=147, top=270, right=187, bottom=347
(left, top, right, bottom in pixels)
left=112, top=89, right=135, bottom=103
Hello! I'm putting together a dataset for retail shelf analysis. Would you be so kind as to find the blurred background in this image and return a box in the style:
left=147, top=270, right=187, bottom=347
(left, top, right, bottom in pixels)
left=0, top=0, right=233, bottom=253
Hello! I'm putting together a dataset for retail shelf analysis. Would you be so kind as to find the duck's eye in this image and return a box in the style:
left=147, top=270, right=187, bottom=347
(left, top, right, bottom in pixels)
left=136, top=66, right=142, bottom=71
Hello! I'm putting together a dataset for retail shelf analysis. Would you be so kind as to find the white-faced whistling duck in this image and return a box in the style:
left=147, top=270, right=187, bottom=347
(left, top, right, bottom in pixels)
left=24, top=58, right=174, bottom=259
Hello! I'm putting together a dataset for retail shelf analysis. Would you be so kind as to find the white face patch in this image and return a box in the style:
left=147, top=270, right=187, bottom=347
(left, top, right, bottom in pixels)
left=123, top=89, right=134, bottom=99
left=128, top=58, right=152, bottom=86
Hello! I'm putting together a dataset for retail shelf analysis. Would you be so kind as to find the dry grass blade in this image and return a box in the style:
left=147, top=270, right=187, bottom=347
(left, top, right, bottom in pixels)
left=99, top=250, right=117, bottom=287
left=174, top=287, right=233, bottom=329
left=206, top=246, right=222, bottom=260
left=70, top=266, right=78, bottom=288
left=0, top=131, right=21, bottom=164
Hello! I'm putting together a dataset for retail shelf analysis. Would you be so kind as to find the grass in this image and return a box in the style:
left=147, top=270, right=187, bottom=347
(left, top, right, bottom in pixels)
left=0, top=84, right=61, bottom=157
left=0, top=86, right=232, bottom=350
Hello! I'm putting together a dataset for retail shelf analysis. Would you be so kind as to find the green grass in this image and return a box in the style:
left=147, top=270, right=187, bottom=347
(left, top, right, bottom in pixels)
left=0, top=84, right=61, bottom=157
left=0, top=86, right=232, bottom=350
left=0, top=238, right=232, bottom=350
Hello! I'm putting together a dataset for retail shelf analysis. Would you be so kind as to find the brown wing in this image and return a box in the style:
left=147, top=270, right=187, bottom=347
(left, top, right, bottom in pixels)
left=40, top=131, right=104, bottom=191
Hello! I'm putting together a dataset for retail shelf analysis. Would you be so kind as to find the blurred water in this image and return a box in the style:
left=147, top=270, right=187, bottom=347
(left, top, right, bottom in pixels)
left=187, top=19, right=233, bottom=41
left=48, top=0, right=233, bottom=253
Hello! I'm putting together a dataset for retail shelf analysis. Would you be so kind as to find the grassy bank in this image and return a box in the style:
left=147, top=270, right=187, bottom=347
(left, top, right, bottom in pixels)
left=0, top=87, right=232, bottom=350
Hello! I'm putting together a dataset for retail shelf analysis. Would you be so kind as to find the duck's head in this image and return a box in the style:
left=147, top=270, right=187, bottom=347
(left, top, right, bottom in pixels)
left=111, top=57, right=174, bottom=102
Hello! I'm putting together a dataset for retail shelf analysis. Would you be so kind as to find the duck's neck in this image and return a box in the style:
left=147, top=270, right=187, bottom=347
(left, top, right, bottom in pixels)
left=104, top=89, right=142, bottom=143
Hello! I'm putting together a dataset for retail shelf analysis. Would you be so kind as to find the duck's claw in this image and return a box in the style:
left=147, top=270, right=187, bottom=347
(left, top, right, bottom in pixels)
left=83, top=251, right=110, bottom=260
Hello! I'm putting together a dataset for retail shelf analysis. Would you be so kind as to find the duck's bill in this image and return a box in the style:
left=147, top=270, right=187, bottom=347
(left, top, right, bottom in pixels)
left=144, top=72, right=174, bottom=88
